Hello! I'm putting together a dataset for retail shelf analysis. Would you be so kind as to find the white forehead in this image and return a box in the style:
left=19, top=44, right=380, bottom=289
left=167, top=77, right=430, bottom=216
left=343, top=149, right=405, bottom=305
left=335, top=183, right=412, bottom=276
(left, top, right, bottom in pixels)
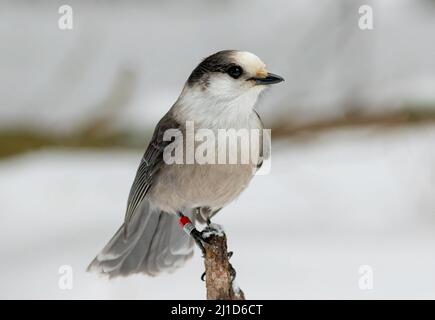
left=232, top=51, right=267, bottom=76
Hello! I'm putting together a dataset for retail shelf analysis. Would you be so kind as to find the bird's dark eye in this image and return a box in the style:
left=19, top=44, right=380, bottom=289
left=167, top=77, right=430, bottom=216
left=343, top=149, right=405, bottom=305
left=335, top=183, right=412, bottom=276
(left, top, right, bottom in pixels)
left=227, top=65, right=243, bottom=79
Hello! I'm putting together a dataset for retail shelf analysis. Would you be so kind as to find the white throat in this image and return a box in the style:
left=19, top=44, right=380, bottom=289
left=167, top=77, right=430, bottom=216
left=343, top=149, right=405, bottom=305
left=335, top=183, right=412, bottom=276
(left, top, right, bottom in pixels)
left=172, top=85, right=265, bottom=129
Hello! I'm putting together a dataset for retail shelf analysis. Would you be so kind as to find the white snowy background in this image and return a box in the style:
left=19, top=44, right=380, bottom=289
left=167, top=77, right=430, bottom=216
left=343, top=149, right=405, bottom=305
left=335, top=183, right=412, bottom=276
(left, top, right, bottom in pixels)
left=1, top=0, right=435, bottom=299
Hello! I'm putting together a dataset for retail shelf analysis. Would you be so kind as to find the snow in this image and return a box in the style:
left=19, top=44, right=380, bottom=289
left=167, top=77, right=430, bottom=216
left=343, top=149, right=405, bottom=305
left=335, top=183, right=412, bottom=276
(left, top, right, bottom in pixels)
left=1, top=126, right=435, bottom=299
left=232, top=280, right=242, bottom=297
left=202, top=224, right=225, bottom=239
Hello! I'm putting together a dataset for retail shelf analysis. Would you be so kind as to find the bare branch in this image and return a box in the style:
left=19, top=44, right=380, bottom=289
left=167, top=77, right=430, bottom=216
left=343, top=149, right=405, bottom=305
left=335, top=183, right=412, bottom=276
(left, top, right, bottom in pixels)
left=202, top=226, right=245, bottom=300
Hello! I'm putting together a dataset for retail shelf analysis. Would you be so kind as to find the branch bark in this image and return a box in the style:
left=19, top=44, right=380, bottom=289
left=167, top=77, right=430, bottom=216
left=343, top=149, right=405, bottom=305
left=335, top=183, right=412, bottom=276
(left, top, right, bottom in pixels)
left=273, top=109, right=435, bottom=138
left=202, top=226, right=245, bottom=300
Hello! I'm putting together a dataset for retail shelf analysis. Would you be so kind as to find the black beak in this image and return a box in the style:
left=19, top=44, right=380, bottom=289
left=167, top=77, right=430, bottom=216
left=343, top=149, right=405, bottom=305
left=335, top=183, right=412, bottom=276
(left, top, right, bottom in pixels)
left=251, top=72, right=284, bottom=85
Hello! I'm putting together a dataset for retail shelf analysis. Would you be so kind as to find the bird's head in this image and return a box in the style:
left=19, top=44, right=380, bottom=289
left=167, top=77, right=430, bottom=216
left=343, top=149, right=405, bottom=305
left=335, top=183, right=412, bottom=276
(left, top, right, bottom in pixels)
left=184, top=50, right=284, bottom=102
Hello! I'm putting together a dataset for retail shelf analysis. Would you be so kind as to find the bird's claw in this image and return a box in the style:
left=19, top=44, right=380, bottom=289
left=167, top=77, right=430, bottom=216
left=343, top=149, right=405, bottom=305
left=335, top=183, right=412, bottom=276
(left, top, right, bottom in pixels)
left=191, top=229, right=212, bottom=257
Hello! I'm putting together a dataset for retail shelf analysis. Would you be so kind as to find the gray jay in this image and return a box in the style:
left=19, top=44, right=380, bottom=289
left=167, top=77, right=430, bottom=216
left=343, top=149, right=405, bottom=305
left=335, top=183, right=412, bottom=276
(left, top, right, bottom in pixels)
left=88, top=50, right=284, bottom=277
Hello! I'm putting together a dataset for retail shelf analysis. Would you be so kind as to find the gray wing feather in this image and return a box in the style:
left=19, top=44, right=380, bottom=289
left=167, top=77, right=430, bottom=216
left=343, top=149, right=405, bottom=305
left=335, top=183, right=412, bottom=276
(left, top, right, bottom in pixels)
left=124, top=112, right=180, bottom=230
left=87, top=200, right=194, bottom=277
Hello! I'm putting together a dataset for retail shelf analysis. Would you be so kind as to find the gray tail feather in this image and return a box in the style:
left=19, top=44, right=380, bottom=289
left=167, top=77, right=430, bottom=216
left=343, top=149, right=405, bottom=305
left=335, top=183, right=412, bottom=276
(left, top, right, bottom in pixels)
left=87, top=201, right=194, bottom=277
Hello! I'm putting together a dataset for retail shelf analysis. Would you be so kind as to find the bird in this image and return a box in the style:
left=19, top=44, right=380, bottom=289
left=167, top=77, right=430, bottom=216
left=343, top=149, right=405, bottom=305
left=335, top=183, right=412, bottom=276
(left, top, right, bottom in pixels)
left=88, top=50, right=284, bottom=277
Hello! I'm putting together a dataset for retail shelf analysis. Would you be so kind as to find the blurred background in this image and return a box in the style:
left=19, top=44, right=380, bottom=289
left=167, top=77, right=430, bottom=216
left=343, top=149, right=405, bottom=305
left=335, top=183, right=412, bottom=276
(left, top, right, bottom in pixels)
left=1, top=0, right=435, bottom=299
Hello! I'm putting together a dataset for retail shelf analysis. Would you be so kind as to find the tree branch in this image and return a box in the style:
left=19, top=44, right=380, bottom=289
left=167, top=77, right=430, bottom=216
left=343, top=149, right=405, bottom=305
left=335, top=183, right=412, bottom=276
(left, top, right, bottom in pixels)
left=202, top=225, right=245, bottom=300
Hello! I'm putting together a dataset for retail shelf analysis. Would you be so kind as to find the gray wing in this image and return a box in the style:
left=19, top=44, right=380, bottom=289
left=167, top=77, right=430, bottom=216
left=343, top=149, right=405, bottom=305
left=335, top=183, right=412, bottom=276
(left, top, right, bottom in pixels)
left=124, top=112, right=180, bottom=229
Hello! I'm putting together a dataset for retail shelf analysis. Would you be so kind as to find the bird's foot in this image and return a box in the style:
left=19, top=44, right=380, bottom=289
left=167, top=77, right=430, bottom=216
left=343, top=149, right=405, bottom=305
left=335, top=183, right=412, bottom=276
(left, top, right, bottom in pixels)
left=178, top=214, right=229, bottom=281
left=178, top=213, right=210, bottom=256
left=191, top=228, right=210, bottom=257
